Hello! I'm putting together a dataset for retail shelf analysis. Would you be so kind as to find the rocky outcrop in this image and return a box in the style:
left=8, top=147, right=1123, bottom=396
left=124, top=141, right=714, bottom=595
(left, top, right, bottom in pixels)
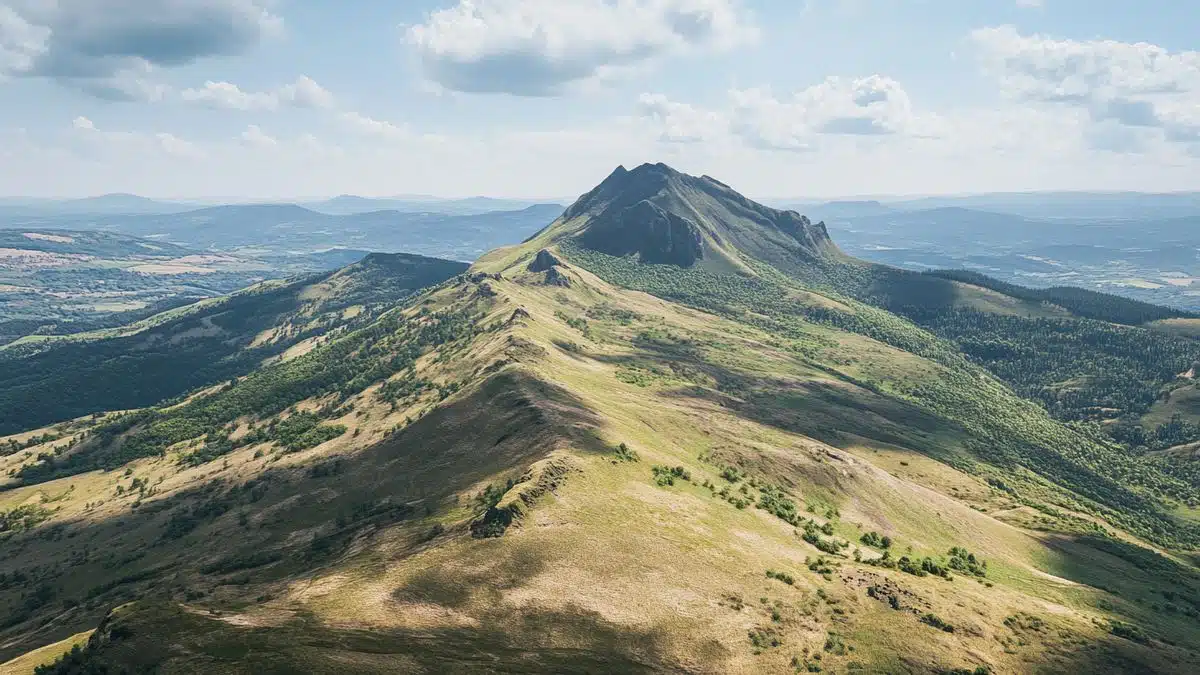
left=528, top=249, right=563, bottom=272
left=579, top=199, right=705, bottom=267
left=544, top=266, right=572, bottom=287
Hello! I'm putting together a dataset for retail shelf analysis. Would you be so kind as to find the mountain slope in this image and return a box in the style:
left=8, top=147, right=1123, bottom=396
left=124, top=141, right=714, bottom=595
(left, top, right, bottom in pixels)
left=0, top=252, right=468, bottom=436
left=0, top=230, right=194, bottom=259
left=4, top=165, right=1200, bottom=674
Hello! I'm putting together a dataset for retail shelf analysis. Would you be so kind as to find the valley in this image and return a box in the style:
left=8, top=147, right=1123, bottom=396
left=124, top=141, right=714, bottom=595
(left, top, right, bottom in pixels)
left=0, top=201, right=562, bottom=343
left=1, top=165, right=1198, bottom=673
left=808, top=202, right=1200, bottom=312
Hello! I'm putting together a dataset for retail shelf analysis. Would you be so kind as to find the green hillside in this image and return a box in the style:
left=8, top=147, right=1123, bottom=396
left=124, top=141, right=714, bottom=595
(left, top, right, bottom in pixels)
left=0, top=253, right=468, bottom=437
left=3, top=165, right=1199, bottom=674
left=0, top=230, right=194, bottom=259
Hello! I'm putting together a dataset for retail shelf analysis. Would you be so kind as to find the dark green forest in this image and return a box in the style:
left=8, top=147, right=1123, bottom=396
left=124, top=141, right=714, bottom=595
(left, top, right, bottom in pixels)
left=867, top=270, right=1200, bottom=455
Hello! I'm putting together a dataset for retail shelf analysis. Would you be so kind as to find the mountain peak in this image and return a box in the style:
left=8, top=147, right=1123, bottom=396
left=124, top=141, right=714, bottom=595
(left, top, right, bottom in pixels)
left=558, top=164, right=837, bottom=272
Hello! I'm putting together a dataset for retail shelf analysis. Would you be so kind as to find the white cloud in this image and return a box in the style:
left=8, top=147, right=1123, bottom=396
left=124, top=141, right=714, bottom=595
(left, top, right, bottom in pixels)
left=339, top=111, right=414, bottom=140
left=6, top=103, right=1197, bottom=199
left=971, top=25, right=1200, bottom=151
left=70, top=115, right=204, bottom=159
left=239, top=124, right=278, bottom=148
left=640, top=76, right=940, bottom=153
left=637, top=93, right=727, bottom=143
left=77, top=76, right=170, bottom=102
left=0, top=5, right=49, bottom=77
left=276, top=75, right=335, bottom=108
left=182, top=80, right=275, bottom=109
left=406, top=0, right=757, bottom=95
left=155, top=132, right=204, bottom=158
left=180, top=76, right=334, bottom=110
left=0, top=1, right=280, bottom=98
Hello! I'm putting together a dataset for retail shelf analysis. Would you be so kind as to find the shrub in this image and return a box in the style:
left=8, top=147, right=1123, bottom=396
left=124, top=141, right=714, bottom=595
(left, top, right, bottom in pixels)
left=921, top=613, right=955, bottom=632
left=823, top=632, right=847, bottom=655
left=766, top=569, right=796, bottom=585
left=652, top=465, right=691, bottom=486
left=614, top=442, right=640, bottom=463
left=808, top=556, right=836, bottom=577
left=947, top=547, right=988, bottom=578
left=758, top=484, right=800, bottom=525
left=749, top=628, right=782, bottom=651
left=1110, top=621, right=1150, bottom=644
left=860, top=531, right=892, bottom=549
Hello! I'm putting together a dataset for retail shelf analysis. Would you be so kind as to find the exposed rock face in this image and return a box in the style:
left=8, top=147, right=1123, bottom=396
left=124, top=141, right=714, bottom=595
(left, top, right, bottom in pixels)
left=528, top=249, right=563, bottom=272
left=544, top=266, right=572, bottom=287
left=526, top=248, right=573, bottom=286
left=579, top=199, right=705, bottom=267
left=562, top=162, right=837, bottom=270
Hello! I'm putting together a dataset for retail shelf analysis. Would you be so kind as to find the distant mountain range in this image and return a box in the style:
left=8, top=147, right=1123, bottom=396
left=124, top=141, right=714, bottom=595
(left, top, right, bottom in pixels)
left=301, top=195, right=555, bottom=216
left=0, top=194, right=564, bottom=218
left=784, top=191, right=1200, bottom=221
left=0, top=202, right=567, bottom=261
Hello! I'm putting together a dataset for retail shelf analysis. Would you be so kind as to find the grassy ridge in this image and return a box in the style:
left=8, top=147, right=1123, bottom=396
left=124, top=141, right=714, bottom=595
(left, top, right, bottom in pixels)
left=562, top=244, right=1200, bottom=548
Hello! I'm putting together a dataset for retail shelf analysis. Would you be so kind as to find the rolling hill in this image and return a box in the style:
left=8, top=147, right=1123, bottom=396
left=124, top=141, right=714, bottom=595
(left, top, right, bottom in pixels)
left=0, top=252, right=468, bottom=437
left=303, top=195, right=551, bottom=216
left=5, top=203, right=566, bottom=263
left=2, top=164, right=1199, bottom=674
left=0, top=230, right=385, bottom=344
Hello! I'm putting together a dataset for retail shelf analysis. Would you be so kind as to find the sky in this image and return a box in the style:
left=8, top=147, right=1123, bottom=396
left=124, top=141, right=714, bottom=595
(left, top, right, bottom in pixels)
left=0, top=0, right=1198, bottom=200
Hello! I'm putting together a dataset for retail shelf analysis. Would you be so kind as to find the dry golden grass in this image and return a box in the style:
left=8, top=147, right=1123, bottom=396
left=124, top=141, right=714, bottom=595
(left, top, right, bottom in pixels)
left=0, top=631, right=91, bottom=675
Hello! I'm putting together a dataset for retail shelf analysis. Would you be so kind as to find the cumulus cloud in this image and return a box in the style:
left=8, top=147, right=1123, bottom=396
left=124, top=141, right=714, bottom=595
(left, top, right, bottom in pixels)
left=0, top=5, right=48, bottom=76
left=239, top=124, right=277, bottom=148
left=406, top=0, right=757, bottom=96
left=640, top=75, right=936, bottom=153
left=339, top=111, right=415, bottom=141
left=70, top=114, right=204, bottom=158
left=0, top=0, right=279, bottom=97
left=637, top=93, right=726, bottom=143
left=277, top=75, right=335, bottom=108
left=746, top=76, right=923, bottom=139
left=180, top=76, right=334, bottom=110
left=971, top=25, right=1200, bottom=150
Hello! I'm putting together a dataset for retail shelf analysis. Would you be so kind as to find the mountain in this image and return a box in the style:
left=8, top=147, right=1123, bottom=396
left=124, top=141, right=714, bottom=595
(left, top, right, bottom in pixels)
left=304, top=195, right=556, bottom=216
left=887, top=191, right=1200, bottom=220
left=4, top=164, right=1200, bottom=674
left=539, top=163, right=839, bottom=272
left=57, top=194, right=188, bottom=215
left=784, top=199, right=896, bottom=221
left=0, top=195, right=190, bottom=217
